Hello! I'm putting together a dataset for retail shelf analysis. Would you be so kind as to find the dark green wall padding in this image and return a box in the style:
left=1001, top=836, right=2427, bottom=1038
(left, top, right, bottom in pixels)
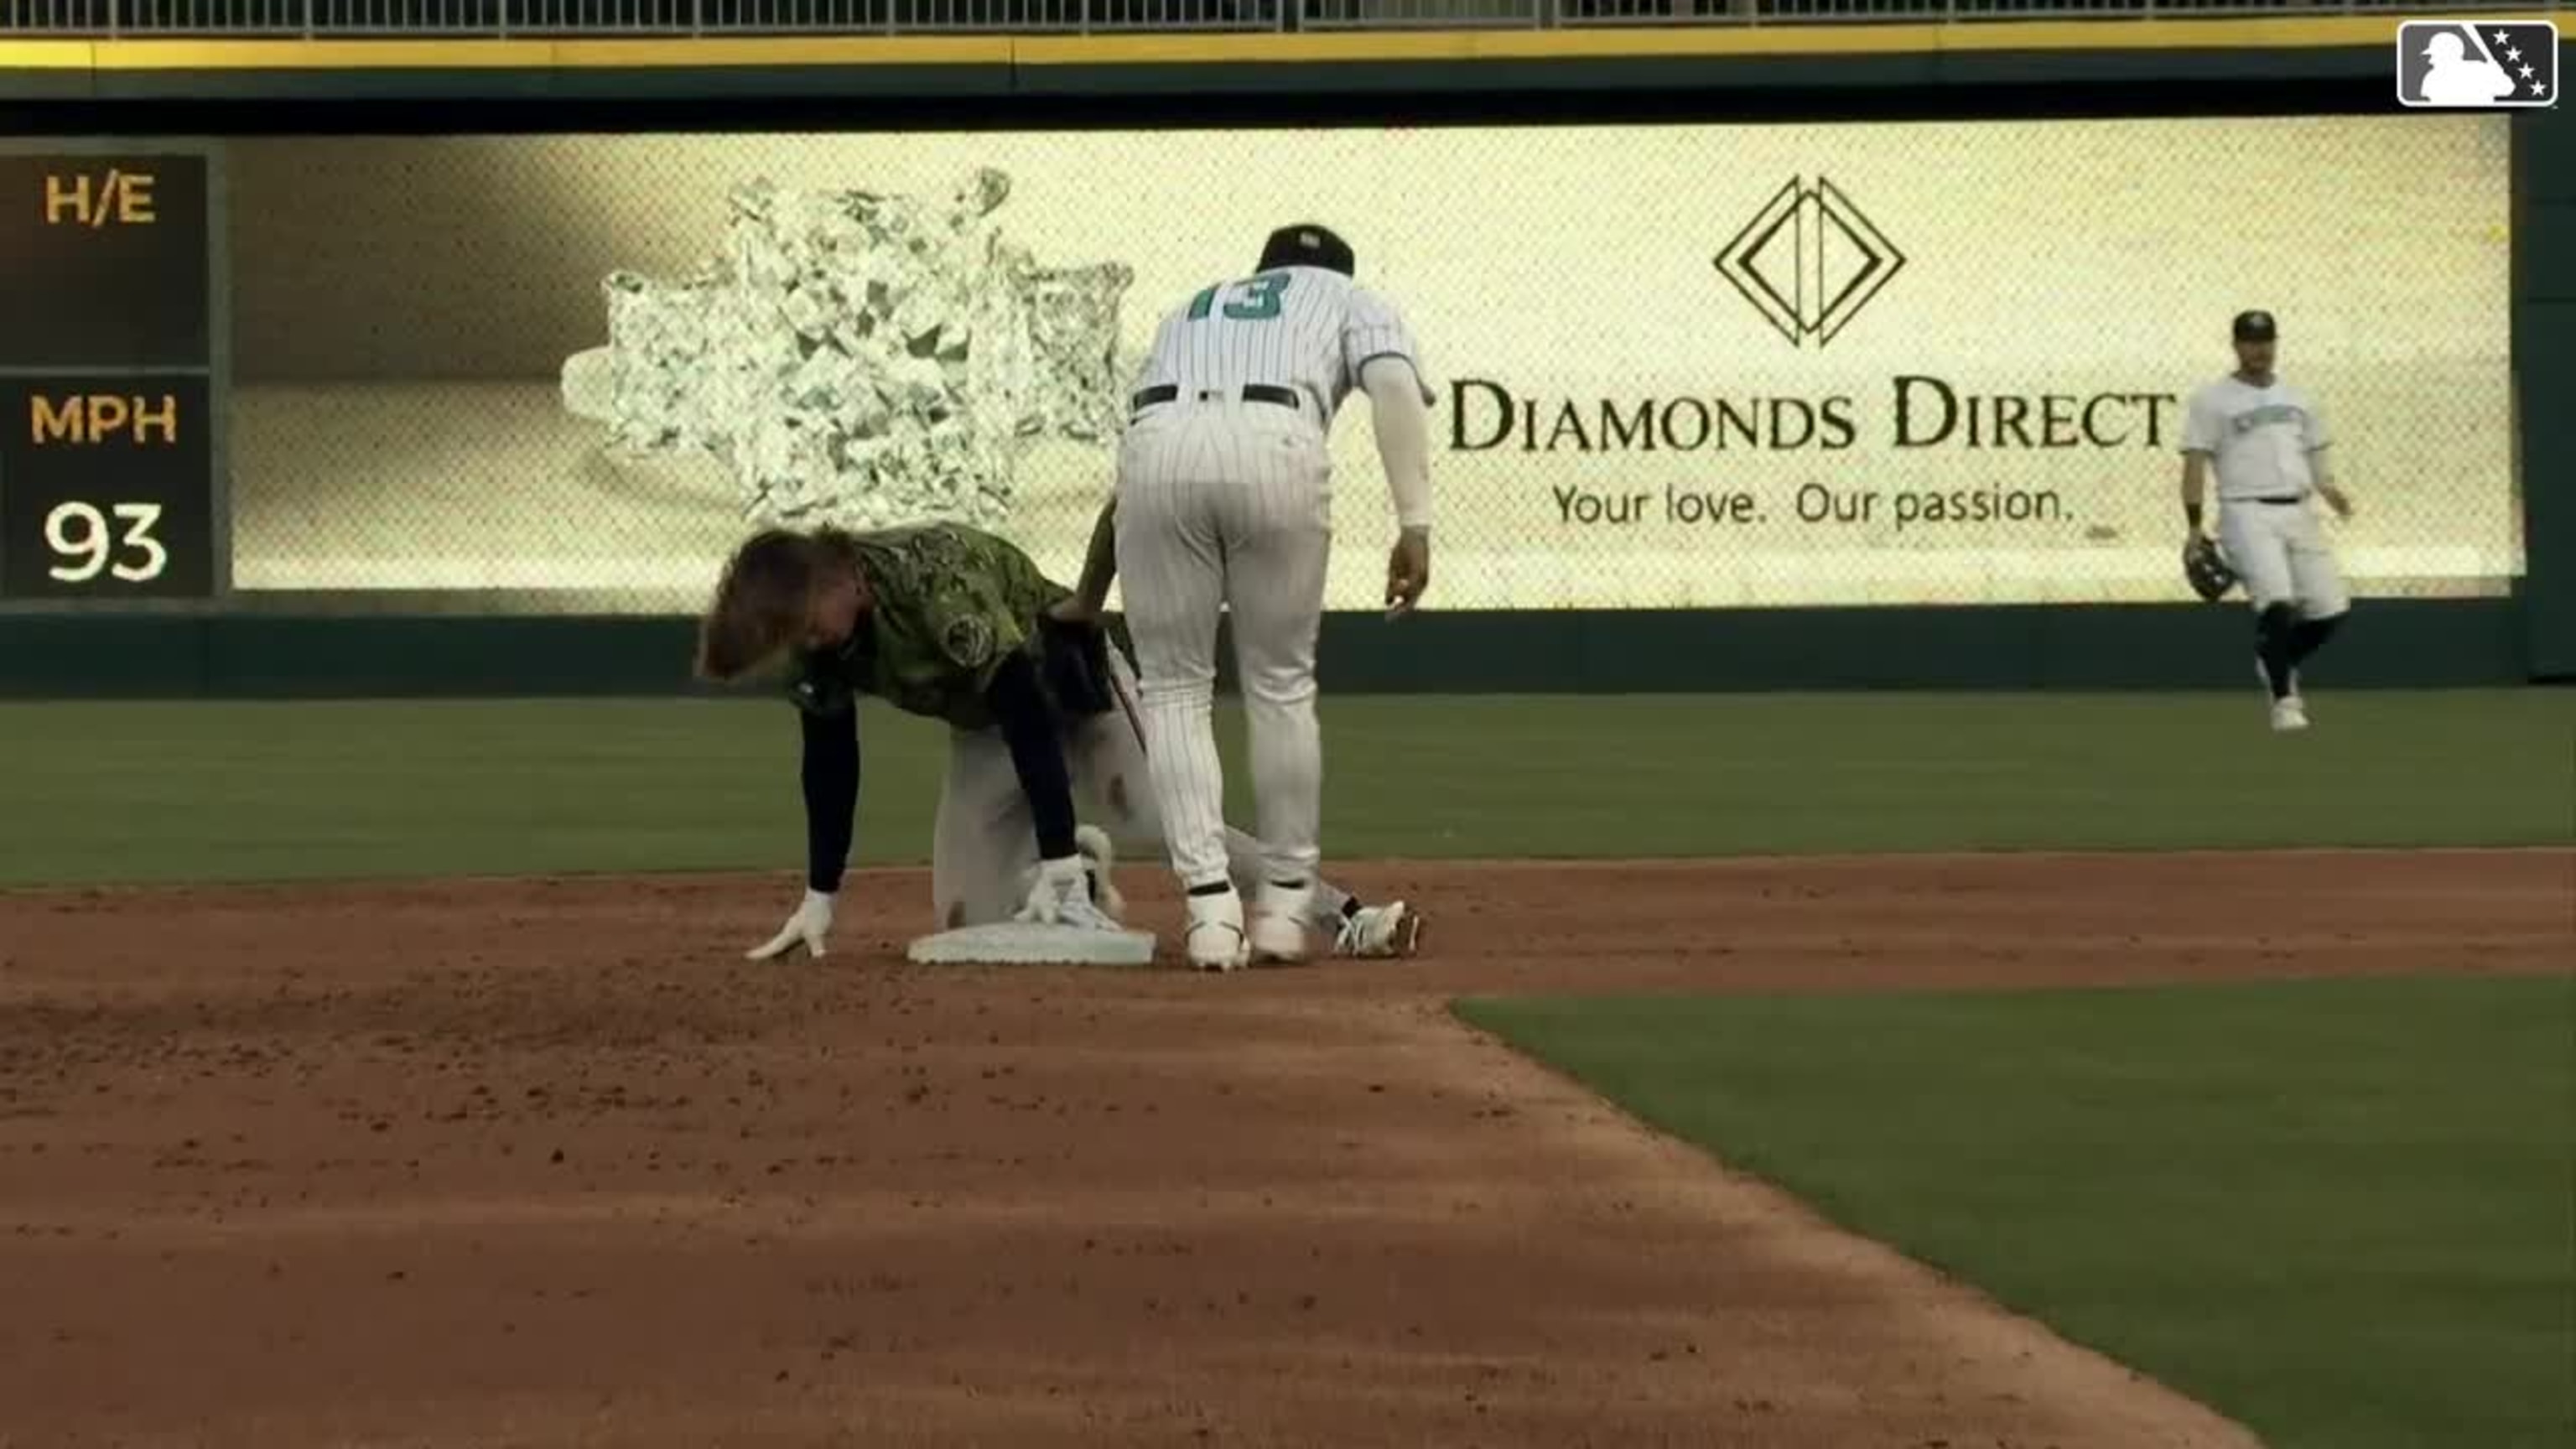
left=0, top=600, right=2537, bottom=699
left=2516, top=106, right=2575, bottom=679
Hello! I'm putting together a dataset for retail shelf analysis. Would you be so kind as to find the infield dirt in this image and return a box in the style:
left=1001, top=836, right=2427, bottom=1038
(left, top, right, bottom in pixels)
left=3, top=849, right=2566, bottom=1447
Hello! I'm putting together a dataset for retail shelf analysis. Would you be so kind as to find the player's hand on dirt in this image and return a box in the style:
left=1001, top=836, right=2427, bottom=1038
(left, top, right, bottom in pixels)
left=747, top=888, right=834, bottom=961
left=1384, top=528, right=1431, bottom=618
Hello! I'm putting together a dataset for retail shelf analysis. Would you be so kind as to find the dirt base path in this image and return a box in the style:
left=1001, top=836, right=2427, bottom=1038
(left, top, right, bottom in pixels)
left=2, top=849, right=2565, bottom=1447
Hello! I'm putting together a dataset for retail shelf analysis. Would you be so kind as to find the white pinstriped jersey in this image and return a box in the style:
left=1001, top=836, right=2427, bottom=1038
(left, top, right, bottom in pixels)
left=1131, top=264, right=1433, bottom=426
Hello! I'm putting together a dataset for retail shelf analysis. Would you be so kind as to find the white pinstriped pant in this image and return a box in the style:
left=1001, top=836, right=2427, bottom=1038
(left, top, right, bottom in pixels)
left=928, top=646, right=1353, bottom=931
left=1114, top=400, right=1333, bottom=894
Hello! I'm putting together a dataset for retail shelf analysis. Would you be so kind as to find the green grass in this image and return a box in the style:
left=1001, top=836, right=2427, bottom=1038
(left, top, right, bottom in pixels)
left=0, top=688, right=2566, bottom=887
left=1457, top=974, right=2576, bottom=1449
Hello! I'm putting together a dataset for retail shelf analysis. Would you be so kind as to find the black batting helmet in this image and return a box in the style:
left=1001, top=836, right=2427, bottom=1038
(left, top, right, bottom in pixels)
left=1258, top=223, right=1356, bottom=277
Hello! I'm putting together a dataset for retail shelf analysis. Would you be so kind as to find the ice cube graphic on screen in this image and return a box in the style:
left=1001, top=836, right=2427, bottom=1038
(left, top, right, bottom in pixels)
left=558, top=168, right=1135, bottom=531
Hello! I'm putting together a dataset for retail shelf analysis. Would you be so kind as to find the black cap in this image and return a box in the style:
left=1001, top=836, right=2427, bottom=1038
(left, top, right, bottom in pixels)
left=2231, top=309, right=2277, bottom=341
left=1257, top=222, right=1356, bottom=278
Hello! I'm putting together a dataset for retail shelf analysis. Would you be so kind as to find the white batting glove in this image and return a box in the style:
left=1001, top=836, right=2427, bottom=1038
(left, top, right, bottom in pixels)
left=747, top=888, right=834, bottom=961
left=1013, top=855, right=1095, bottom=927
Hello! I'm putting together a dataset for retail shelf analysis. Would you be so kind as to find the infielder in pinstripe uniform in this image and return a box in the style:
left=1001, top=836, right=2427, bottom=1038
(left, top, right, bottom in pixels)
left=2179, top=309, right=2356, bottom=733
left=1103, top=223, right=1436, bottom=971
left=693, top=519, right=1420, bottom=963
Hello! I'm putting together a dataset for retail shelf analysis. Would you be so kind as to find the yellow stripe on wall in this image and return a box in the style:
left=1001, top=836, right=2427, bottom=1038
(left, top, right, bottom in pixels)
left=1015, top=15, right=2416, bottom=66
left=558, top=37, right=1013, bottom=69
left=3, top=13, right=2530, bottom=75
left=84, top=39, right=559, bottom=70
left=0, top=40, right=96, bottom=70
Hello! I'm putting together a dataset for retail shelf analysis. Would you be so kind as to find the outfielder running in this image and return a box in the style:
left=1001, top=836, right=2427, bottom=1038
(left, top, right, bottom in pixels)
left=2179, top=309, right=2356, bottom=733
left=1111, top=222, right=1436, bottom=971
left=693, top=519, right=1421, bottom=963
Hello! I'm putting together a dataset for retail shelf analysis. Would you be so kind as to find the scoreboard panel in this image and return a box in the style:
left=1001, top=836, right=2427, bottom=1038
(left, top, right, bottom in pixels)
left=0, top=145, right=224, bottom=605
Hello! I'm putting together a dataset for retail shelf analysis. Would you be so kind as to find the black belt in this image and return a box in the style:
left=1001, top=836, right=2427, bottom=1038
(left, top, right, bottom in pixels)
left=1130, top=382, right=1301, bottom=413
left=2246, top=495, right=2306, bottom=505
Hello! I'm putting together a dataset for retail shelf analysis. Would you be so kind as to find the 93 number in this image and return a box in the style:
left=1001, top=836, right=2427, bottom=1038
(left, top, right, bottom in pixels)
left=44, top=501, right=169, bottom=584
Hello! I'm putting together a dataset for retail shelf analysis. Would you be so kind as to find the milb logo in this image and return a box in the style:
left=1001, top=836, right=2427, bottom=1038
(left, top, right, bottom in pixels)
left=2397, top=19, right=2557, bottom=108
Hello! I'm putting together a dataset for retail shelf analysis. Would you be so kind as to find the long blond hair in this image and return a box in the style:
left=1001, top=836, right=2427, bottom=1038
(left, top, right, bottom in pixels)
left=693, top=526, right=860, bottom=682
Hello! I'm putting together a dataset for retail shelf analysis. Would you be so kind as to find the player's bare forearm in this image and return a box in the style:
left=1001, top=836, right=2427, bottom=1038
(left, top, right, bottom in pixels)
left=1361, top=359, right=1434, bottom=534
left=1067, top=497, right=1119, bottom=615
left=2179, top=454, right=2210, bottom=533
left=2309, top=454, right=2353, bottom=517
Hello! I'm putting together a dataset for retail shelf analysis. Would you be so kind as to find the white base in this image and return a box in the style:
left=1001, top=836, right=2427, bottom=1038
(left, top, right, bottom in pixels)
left=905, top=921, right=1159, bottom=968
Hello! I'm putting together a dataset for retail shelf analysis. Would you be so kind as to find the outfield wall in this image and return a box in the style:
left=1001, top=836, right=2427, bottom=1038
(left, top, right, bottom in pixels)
left=0, top=19, right=2565, bottom=695
left=2517, top=95, right=2576, bottom=679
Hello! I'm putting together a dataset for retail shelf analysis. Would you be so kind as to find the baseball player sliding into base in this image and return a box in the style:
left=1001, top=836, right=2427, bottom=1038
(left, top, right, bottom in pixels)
left=693, top=519, right=1420, bottom=962
left=2179, top=309, right=2355, bottom=732
left=1108, top=222, right=1436, bottom=971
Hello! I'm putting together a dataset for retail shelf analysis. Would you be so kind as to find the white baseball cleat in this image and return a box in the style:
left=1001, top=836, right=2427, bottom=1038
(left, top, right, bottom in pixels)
left=1334, top=901, right=1423, bottom=959
left=1184, top=887, right=1249, bottom=973
left=1249, top=880, right=1316, bottom=965
left=1073, top=824, right=1125, bottom=922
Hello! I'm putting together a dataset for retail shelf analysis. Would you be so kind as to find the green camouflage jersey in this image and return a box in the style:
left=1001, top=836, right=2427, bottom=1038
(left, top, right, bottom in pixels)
left=788, top=521, right=1073, bottom=732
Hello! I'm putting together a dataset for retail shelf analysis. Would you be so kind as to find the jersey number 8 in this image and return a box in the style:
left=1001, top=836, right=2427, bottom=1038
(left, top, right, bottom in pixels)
left=1186, top=272, right=1292, bottom=324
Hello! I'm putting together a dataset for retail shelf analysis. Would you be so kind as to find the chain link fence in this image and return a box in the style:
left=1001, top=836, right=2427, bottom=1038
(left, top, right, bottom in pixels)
left=202, top=124, right=2518, bottom=615
left=4, top=0, right=2562, bottom=34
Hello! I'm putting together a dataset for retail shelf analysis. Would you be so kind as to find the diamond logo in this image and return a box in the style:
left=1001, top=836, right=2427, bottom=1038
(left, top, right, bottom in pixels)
left=1714, top=178, right=1905, bottom=349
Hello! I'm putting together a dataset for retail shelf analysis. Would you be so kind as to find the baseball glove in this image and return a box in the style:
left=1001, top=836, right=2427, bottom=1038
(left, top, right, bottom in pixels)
left=2182, top=533, right=2238, bottom=602
left=1036, top=612, right=1118, bottom=718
